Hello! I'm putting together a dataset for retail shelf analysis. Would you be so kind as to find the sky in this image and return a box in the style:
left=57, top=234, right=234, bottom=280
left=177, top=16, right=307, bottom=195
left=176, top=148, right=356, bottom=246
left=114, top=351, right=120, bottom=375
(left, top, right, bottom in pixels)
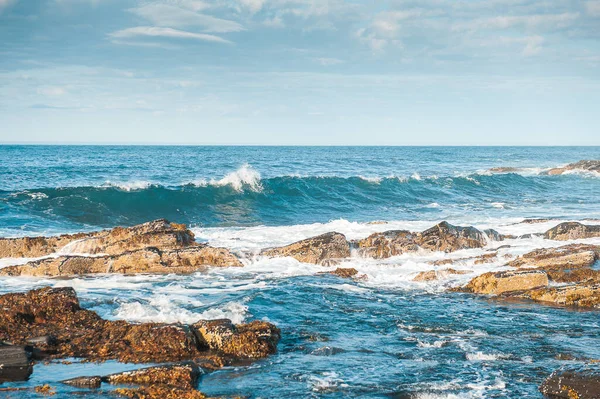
left=0, top=0, right=599, bottom=145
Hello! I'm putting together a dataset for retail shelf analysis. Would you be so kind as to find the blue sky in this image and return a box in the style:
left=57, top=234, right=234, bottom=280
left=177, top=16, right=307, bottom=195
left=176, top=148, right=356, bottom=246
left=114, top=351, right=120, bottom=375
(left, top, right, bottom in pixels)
left=0, top=0, right=599, bottom=145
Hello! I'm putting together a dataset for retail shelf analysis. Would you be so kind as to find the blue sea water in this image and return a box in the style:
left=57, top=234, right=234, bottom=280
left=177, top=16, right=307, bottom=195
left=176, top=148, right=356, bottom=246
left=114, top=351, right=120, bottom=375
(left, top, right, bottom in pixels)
left=1, top=145, right=600, bottom=398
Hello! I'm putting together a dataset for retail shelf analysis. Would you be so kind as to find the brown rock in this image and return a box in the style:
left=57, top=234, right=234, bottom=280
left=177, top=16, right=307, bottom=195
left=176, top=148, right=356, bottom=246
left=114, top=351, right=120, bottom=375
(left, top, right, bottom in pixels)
left=192, top=319, right=280, bottom=359
left=114, top=386, right=208, bottom=399
left=463, top=270, right=548, bottom=295
left=330, top=268, right=359, bottom=278
left=508, top=245, right=599, bottom=270
left=489, top=167, right=522, bottom=173
left=546, top=160, right=600, bottom=176
left=354, top=230, right=418, bottom=259
left=540, top=365, right=600, bottom=398
left=0, top=245, right=242, bottom=277
left=520, top=284, right=600, bottom=308
left=104, top=362, right=200, bottom=390
left=545, top=222, right=600, bottom=241
left=61, top=376, right=102, bottom=389
left=260, top=232, right=350, bottom=265
left=416, top=222, right=490, bottom=252
left=0, top=219, right=195, bottom=258
left=413, top=268, right=469, bottom=282
left=0, top=287, right=279, bottom=363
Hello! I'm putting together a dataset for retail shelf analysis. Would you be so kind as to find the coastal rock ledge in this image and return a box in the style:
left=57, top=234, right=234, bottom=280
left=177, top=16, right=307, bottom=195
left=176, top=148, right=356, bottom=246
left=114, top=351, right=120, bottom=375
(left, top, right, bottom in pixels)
left=540, top=365, right=600, bottom=399
left=0, top=219, right=242, bottom=276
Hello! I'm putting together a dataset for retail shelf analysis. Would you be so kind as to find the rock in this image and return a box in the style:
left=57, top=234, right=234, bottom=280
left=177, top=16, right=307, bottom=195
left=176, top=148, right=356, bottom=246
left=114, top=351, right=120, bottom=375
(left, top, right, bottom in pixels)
left=114, top=386, right=208, bottom=399
left=26, top=335, right=56, bottom=346
left=416, top=222, right=489, bottom=252
left=483, top=229, right=505, bottom=241
left=0, top=245, right=242, bottom=277
left=508, top=245, right=599, bottom=270
left=354, top=230, right=419, bottom=259
left=0, top=287, right=279, bottom=363
left=540, top=365, right=600, bottom=398
left=261, top=232, right=350, bottom=265
left=61, top=376, right=102, bottom=389
left=329, top=268, right=359, bottom=278
left=518, top=284, right=600, bottom=308
left=413, top=268, right=469, bottom=282
left=519, top=218, right=552, bottom=224
left=0, top=219, right=195, bottom=258
left=192, top=319, right=281, bottom=359
left=104, top=362, right=201, bottom=390
left=489, top=167, right=522, bottom=173
left=547, top=268, right=600, bottom=284
left=545, top=222, right=600, bottom=241
left=0, top=345, right=33, bottom=382
left=546, top=160, right=600, bottom=176
left=463, top=270, right=549, bottom=295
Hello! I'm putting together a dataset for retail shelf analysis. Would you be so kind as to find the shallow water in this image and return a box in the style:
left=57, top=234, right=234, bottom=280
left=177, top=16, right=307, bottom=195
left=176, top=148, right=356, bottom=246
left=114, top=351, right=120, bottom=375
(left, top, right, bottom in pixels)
left=1, top=146, right=600, bottom=398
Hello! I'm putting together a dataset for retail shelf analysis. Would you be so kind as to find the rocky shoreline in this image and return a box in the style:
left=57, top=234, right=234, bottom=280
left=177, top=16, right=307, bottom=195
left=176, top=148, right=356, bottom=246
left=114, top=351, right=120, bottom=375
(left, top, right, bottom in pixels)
left=2, top=217, right=600, bottom=397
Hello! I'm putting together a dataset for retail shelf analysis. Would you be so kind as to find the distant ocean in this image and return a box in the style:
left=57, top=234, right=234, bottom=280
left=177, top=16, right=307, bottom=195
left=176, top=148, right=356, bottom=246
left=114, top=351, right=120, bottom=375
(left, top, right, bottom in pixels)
left=1, top=145, right=600, bottom=398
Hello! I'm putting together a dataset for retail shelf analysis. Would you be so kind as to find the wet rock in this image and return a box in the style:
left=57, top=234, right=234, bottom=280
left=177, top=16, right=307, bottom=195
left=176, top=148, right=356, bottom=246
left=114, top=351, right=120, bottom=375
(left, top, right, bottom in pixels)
left=309, top=346, right=345, bottom=356
left=518, top=284, right=600, bottom=308
left=329, top=267, right=359, bottom=278
left=261, top=232, right=350, bottom=265
left=0, top=245, right=242, bottom=277
left=104, top=362, right=201, bottom=390
left=0, top=233, right=89, bottom=258
left=540, top=365, right=600, bottom=398
left=463, top=270, right=549, bottom=295
left=0, top=345, right=33, bottom=383
left=545, top=222, right=600, bottom=241
left=416, top=222, right=490, bottom=252
left=61, top=376, right=102, bottom=389
left=483, top=229, right=505, bottom=241
left=192, top=319, right=280, bottom=359
left=489, top=167, right=522, bottom=173
left=114, top=386, right=208, bottom=399
left=546, top=160, right=600, bottom=176
left=519, top=218, right=552, bottom=224
left=26, top=335, right=56, bottom=346
left=354, top=230, right=419, bottom=259
left=547, top=268, right=600, bottom=284
left=508, top=245, right=599, bottom=270
left=413, top=268, right=469, bottom=282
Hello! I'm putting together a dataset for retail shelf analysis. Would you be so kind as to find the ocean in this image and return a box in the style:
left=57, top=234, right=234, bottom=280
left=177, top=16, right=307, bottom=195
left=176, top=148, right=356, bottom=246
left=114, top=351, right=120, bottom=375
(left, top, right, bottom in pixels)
left=1, top=145, right=600, bottom=398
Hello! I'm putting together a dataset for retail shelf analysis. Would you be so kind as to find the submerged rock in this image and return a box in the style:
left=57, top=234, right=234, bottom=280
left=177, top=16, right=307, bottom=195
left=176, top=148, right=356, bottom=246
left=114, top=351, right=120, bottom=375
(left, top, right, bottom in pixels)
left=0, top=245, right=242, bottom=277
left=104, top=362, right=201, bottom=390
left=261, top=232, right=350, bottom=265
left=330, top=267, right=359, bottom=278
left=540, top=365, right=600, bottom=398
left=463, top=270, right=549, bottom=295
left=0, top=287, right=280, bottom=363
left=545, top=222, right=600, bottom=241
left=61, top=376, right=102, bottom=389
left=0, top=345, right=33, bottom=383
left=546, top=160, right=600, bottom=176
left=413, top=268, right=469, bottom=282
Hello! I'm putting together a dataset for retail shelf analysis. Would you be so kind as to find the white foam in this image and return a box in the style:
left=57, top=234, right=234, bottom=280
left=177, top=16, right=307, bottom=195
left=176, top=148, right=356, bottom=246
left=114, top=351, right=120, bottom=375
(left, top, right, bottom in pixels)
left=465, top=351, right=508, bottom=361
left=210, top=163, right=262, bottom=192
left=103, top=181, right=153, bottom=191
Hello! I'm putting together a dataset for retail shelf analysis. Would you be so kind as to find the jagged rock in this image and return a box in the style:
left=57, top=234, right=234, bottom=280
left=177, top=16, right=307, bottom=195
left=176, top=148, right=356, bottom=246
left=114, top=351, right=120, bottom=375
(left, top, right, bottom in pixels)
left=0, top=345, right=33, bottom=383
left=416, top=222, right=490, bottom=252
left=192, top=319, right=280, bottom=359
left=104, top=362, right=201, bottom=390
left=545, top=222, right=600, bottom=241
left=547, top=268, right=600, bottom=284
left=114, top=386, right=208, bottom=399
left=489, top=167, right=522, bottom=173
left=0, top=219, right=195, bottom=258
left=518, top=284, right=600, bottom=308
left=430, top=252, right=499, bottom=267
left=0, top=288, right=279, bottom=363
left=546, top=160, right=600, bottom=176
left=260, top=232, right=350, bottom=265
left=508, top=245, right=599, bottom=270
left=0, top=245, right=242, bottom=277
left=413, top=268, right=469, bottom=282
left=61, top=376, right=102, bottom=389
left=354, top=230, right=418, bottom=259
left=540, top=365, right=600, bottom=398
left=330, top=267, right=359, bottom=278
left=463, top=270, right=549, bottom=295
left=519, top=218, right=552, bottom=224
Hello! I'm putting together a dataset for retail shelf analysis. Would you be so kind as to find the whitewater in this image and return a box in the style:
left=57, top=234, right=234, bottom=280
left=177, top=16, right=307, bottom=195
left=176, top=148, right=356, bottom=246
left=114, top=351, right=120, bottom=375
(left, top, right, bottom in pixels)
left=1, top=145, right=600, bottom=398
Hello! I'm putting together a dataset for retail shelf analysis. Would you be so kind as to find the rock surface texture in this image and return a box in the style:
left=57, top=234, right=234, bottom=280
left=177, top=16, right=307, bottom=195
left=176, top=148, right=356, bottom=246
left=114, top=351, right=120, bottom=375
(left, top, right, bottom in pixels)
left=261, top=232, right=351, bottom=265
left=546, top=160, right=600, bottom=176
left=540, top=365, right=600, bottom=399
left=0, top=219, right=242, bottom=276
left=544, top=222, right=600, bottom=241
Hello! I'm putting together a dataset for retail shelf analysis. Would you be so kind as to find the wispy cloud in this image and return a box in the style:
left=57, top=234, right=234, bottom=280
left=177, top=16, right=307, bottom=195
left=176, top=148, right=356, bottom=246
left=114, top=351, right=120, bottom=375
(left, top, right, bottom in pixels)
left=586, top=1, right=600, bottom=17
left=130, top=3, right=244, bottom=33
left=109, top=26, right=232, bottom=44
left=0, top=0, right=17, bottom=12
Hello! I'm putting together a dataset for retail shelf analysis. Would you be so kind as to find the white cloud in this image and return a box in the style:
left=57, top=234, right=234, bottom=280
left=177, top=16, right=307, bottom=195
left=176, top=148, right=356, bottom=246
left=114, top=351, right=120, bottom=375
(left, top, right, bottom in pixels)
left=455, top=13, right=580, bottom=31
left=109, top=26, right=232, bottom=44
left=37, top=86, right=67, bottom=96
left=0, top=0, right=16, bottom=12
left=263, top=15, right=284, bottom=28
left=586, top=1, right=600, bottom=17
left=130, top=3, right=244, bottom=33
left=238, top=0, right=265, bottom=14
